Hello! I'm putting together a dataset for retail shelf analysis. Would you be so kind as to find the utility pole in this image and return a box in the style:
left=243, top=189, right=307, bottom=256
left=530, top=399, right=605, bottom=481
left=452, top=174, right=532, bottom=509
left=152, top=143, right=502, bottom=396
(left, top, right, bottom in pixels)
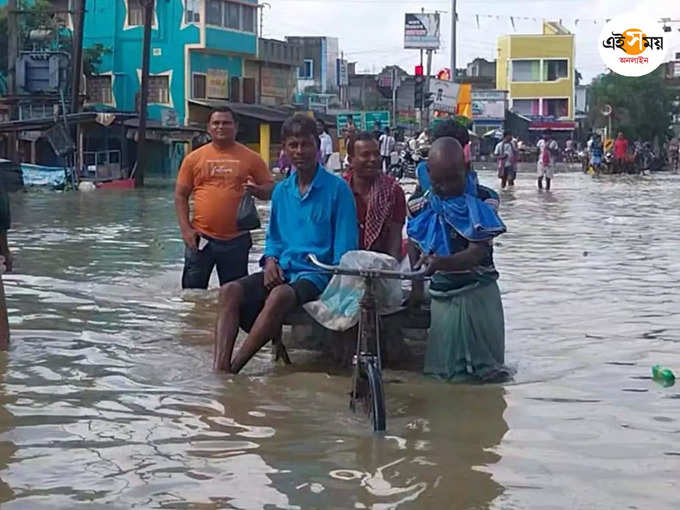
left=135, top=0, right=154, bottom=188
left=451, top=0, right=457, bottom=81
left=71, top=0, right=86, bottom=178
left=391, top=67, right=397, bottom=129
left=258, top=2, right=270, bottom=38
left=71, top=0, right=85, bottom=115
left=425, top=49, right=433, bottom=128
left=7, top=0, right=18, bottom=161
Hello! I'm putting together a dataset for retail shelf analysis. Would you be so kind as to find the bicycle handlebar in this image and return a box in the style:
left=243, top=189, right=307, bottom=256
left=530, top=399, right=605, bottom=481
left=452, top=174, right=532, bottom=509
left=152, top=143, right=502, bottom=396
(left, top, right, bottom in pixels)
left=307, top=254, right=429, bottom=281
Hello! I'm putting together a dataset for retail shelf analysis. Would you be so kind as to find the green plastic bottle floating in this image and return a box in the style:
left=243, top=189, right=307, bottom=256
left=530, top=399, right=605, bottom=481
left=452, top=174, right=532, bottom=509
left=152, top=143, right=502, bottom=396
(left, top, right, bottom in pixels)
left=652, top=365, right=676, bottom=387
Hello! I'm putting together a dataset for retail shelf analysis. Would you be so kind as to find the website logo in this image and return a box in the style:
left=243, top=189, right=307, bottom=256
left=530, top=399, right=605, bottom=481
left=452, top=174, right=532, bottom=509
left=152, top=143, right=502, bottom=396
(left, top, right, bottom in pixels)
left=598, top=13, right=668, bottom=77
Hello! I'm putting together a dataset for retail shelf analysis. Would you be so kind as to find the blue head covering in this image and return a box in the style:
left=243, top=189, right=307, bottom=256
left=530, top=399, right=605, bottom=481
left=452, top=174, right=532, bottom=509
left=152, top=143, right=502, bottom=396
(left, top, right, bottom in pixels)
left=407, top=192, right=506, bottom=256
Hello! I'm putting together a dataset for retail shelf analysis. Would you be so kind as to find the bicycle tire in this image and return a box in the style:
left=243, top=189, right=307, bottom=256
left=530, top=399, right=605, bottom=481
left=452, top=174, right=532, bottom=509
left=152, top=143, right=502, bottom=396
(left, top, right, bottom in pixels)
left=366, top=359, right=386, bottom=432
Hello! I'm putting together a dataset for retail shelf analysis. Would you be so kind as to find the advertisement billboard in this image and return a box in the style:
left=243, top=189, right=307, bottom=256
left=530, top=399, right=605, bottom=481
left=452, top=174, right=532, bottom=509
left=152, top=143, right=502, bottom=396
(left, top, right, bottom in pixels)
left=429, top=79, right=459, bottom=114
left=404, top=13, right=440, bottom=50
left=471, top=90, right=507, bottom=121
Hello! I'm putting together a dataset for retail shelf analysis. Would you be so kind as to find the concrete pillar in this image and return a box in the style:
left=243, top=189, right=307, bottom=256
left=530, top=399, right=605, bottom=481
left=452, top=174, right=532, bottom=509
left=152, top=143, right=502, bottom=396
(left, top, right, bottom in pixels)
left=259, top=122, right=270, bottom=167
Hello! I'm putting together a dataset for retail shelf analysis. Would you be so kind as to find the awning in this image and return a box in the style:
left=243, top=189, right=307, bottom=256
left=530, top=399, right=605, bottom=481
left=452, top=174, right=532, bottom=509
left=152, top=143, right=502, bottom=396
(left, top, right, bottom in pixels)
left=189, top=99, right=290, bottom=123
left=529, top=120, right=576, bottom=131
left=483, top=128, right=503, bottom=138
left=123, top=119, right=205, bottom=143
left=123, top=118, right=205, bottom=133
left=0, top=111, right=137, bottom=133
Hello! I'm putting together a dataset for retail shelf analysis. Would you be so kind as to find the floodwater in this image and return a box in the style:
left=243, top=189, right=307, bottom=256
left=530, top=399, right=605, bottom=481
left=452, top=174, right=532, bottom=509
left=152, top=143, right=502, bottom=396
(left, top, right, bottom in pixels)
left=0, top=166, right=679, bottom=509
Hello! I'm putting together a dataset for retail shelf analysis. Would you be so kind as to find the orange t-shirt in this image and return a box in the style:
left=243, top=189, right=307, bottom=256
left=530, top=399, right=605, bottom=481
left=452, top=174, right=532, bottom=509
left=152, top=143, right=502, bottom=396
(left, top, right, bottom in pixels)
left=177, top=142, right=273, bottom=240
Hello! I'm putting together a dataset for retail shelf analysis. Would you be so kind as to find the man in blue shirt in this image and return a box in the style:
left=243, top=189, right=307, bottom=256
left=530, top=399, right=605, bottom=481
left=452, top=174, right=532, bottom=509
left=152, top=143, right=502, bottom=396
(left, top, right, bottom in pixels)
left=215, top=114, right=358, bottom=373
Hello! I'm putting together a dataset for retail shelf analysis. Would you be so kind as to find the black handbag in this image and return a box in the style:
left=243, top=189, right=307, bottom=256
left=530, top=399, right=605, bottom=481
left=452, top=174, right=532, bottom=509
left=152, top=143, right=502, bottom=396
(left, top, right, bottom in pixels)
left=236, top=191, right=261, bottom=231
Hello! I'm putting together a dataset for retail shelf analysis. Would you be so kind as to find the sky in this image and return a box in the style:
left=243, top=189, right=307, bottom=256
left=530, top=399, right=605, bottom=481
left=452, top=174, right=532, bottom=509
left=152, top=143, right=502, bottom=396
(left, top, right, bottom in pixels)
left=262, top=0, right=680, bottom=84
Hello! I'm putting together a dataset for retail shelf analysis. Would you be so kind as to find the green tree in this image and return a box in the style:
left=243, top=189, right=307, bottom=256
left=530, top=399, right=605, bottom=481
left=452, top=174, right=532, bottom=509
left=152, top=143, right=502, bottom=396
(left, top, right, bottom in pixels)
left=587, top=69, right=673, bottom=141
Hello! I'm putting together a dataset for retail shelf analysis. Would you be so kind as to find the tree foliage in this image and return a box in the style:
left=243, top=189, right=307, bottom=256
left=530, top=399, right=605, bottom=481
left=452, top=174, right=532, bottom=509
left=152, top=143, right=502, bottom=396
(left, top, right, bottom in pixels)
left=587, top=69, right=673, bottom=142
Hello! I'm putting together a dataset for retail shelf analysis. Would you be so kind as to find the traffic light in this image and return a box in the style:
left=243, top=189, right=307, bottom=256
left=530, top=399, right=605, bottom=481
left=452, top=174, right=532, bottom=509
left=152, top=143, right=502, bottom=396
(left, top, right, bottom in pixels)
left=414, top=75, right=424, bottom=108
left=424, top=92, right=435, bottom=108
left=414, top=65, right=425, bottom=107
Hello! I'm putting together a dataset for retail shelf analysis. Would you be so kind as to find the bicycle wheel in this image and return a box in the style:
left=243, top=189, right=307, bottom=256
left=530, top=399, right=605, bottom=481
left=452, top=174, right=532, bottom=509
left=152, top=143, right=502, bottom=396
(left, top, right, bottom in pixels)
left=365, top=359, right=386, bottom=432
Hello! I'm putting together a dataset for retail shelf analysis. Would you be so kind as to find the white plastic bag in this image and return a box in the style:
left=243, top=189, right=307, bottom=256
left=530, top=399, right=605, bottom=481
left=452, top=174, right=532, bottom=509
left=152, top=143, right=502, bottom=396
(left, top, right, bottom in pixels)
left=303, top=250, right=404, bottom=332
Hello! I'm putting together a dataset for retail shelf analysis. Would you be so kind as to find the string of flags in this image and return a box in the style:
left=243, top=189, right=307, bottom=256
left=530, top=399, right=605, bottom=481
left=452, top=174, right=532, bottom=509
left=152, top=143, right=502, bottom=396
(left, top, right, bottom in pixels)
left=465, top=13, right=615, bottom=31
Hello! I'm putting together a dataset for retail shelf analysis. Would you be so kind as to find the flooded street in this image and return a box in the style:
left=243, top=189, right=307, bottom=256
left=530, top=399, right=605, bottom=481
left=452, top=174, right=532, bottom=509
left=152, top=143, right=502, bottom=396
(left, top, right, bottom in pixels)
left=0, top=168, right=679, bottom=509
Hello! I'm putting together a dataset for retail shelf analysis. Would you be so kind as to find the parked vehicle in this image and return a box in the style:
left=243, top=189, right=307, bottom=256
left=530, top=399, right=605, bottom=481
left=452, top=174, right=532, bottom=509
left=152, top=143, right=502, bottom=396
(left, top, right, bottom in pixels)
left=389, top=147, right=422, bottom=180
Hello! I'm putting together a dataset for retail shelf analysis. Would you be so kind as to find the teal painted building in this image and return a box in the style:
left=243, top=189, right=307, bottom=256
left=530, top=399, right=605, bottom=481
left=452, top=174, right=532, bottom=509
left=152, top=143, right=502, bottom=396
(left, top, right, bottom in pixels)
left=83, top=0, right=259, bottom=126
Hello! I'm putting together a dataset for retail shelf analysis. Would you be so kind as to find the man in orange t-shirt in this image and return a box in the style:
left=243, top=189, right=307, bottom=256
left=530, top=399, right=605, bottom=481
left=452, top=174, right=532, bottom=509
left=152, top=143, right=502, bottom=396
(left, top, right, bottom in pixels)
left=175, top=107, right=274, bottom=289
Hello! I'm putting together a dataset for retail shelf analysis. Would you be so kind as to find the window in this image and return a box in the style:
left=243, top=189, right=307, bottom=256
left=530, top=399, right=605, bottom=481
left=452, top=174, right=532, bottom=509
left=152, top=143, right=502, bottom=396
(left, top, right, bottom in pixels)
left=242, top=5, right=255, bottom=33
left=148, top=75, right=170, bottom=104
left=185, top=0, right=200, bottom=23
left=128, top=0, right=144, bottom=26
left=512, top=60, right=540, bottom=82
left=87, top=75, right=113, bottom=104
left=206, top=0, right=223, bottom=26
left=543, top=59, right=568, bottom=81
left=298, top=59, right=313, bottom=79
left=224, top=2, right=240, bottom=30
left=542, top=98, right=569, bottom=118
left=206, top=1, right=257, bottom=32
left=511, top=99, right=539, bottom=115
left=192, top=73, right=206, bottom=99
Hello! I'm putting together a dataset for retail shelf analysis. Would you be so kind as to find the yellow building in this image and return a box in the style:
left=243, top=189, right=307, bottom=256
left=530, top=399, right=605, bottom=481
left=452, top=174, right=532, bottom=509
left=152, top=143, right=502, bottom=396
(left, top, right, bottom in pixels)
left=497, top=22, right=575, bottom=124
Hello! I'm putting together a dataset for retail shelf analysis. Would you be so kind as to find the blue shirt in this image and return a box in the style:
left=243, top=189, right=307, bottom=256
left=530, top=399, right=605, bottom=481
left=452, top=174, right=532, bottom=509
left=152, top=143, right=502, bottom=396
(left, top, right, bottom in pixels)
left=417, top=161, right=479, bottom=195
left=263, top=165, right=358, bottom=292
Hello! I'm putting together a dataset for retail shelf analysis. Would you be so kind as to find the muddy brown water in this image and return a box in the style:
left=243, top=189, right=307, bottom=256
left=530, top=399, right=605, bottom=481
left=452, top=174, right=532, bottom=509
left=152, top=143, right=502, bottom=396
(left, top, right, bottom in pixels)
left=0, top=168, right=678, bottom=509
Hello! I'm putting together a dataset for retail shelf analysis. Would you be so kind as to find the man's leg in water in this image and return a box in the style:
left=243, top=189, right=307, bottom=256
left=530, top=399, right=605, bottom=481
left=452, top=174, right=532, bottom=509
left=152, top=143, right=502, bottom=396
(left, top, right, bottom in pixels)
left=546, top=177, right=551, bottom=190
left=538, top=176, right=543, bottom=189
left=0, top=275, right=8, bottom=350
left=231, top=285, right=298, bottom=373
left=214, top=281, right=246, bottom=372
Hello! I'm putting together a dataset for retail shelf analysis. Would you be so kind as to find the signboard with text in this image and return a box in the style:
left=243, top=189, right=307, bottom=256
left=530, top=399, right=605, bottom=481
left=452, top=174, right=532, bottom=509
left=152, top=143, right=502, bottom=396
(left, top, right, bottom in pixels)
left=336, top=59, right=349, bottom=87
left=429, top=79, right=459, bottom=113
left=206, top=69, right=229, bottom=99
left=335, top=111, right=391, bottom=133
left=471, top=90, right=507, bottom=121
left=404, top=13, right=440, bottom=49
left=336, top=112, right=363, bottom=133
left=364, top=111, right=390, bottom=131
